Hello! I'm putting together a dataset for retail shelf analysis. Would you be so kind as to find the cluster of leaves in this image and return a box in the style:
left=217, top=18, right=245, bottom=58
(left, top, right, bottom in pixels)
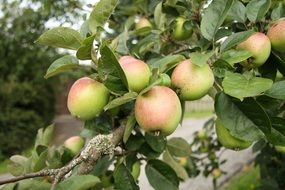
left=4, top=0, right=285, bottom=189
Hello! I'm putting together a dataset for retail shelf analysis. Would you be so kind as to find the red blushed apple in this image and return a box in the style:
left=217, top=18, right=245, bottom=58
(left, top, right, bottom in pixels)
left=171, top=59, right=214, bottom=101
left=67, top=77, right=110, bottom=120
left=64, top=136, right=85, bottom=156
left=236, top=32, right=271, bottom=68
left=119, top=56, right=151, bottom=93
left=135, top=86, right=182, bottom=135
left=267, top=19, right=285, bottom=53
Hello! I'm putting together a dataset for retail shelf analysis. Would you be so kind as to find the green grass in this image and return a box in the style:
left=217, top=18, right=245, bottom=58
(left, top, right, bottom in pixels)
left=223, top=164, right=260, bottom=190
left=183, top=110, right=214, bottom=119
left=0, top=159, right=9, bottom=174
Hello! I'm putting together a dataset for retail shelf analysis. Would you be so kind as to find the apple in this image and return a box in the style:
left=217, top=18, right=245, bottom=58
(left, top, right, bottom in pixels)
left=119, top=56, right=151, bottom=92
left=178, top=157, right=188, bottom=167
left=197, top=130, right=207, bottom=139
left=136, top=17, right=152, bottom=30
left=171, top=59, right=214, bottom=101
left=236, top=32, right=271, bottom=68
left=131, top=161, right=141, bottom=180
left=267, top=19, right=285, bottom=53
left=171, top=17, right=193, bottom=41
left=135, top=86, right=182, bottom=135
left=215, top=119, right=252, bottom=150
left=67, top=77, right=110, bottom=120
left=64, top=136, right=85, bottom=156
left=212, top=168, right=222, bottom=179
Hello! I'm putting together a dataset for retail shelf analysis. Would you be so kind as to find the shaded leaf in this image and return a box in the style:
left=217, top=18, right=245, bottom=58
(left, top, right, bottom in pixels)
left=123, top=113, right=137, bottom=144
left=220, top=49, right=252, bottom=66
left=44, top=56, right=80, bottom=79
left=265, top=80, right=285, bottom=100
left=246, top=0, right=271, bottom=22
left=190, top=51, right=214, bottom=67
left=145, top=133, right=166, bottom=153
left=167, top=137, right=191, bottom=157
left=55, top=175, right=100, bottom=190
left=76, top=35, right=95, bottom=60
left=114, top=164, right=139, bottom=190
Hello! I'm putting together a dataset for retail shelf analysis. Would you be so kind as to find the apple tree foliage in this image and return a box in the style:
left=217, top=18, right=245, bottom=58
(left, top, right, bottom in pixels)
left=3, top=0, right=285, bottom=190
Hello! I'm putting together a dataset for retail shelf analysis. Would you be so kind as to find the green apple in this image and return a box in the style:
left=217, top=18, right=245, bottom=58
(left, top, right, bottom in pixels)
left=136, top=17, right=152, bottom=30
left=64, top=136, right=85, bottom=156
left=178, top=157, right=188, bottom=167
left=67, top=77, right=110, bottom=120
left=212, top=168, right=222, bottom=179
left=267, top=19, right=285, bottom=53
left=236, top=32, right=271, bottom=68
left=171, top=17, right=193, bottom=41
left=215, top=119, right=252, bottom=150
left=135, top=86, right=182, bottom=135
left=171, top=59, right=214, bottom=101
left=119, top=56, right=151, bottom=93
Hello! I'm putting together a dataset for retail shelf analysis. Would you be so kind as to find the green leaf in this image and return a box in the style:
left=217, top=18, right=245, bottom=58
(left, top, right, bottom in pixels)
left=189, top=51, right=215, bottom=67
left=123, top=113, right=137, bottom=144
left=163, top=150, right=188, bottom=180
left=220, top=49, right=253, bottom=66
left=55, top=175, right=100, bottom=190
left=222, top=72, right=273, bottom=101
left=104, top=92, right=137, bottom=111
left=149, top=54, right=184, bottom=73
left=265, top=80, right=285, bottom=100
left=99, top=45, right=128, bottom=91
left=246, top=0, right=271, bottom=22
left=89, top=0, right=118, bottom=34
left=228, top=0, right=246, bottom=23
left=213, top=59, right=234, bottom=78
left=37, top=27, right=83, bottom=50
left=263, top=117, right=285, bottom=146
left=145, top=133, right=166, bottom=153
left=126, top=134, right=145, bottom=151
left=200, top=0, right=234, bottom=41
left=114, top=164, right=139, bottom=190
left=41, top=124, right=54, bottom=146
left=44, top=55, right=80, bottom=79
left=111, top=29, right=129, bottom=55
left=76, top=35, right=95, bottom=60
left=220, top=30, right=255, bottom=52
left=215, top=92, right=264, bottom=141
left=154, top=2, right=166, bottom=31
left=271, top=3, right=285, bottom=20
left=145, top=159, right=179, bottom=190
left=91, top=155, right=113, bottom=176
left=167, top=137, right=191, bottom=157
left=131, top=33, right=160, bottom=56
left=34, top=150, right=48, bottom=172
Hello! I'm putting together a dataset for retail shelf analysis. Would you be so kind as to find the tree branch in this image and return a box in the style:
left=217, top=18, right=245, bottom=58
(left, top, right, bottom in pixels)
left=0, top=125, right=125, bottom=189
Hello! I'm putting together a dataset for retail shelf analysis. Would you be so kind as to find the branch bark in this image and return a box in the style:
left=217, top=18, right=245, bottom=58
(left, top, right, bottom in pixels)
left=0, top=125, right=125, bottom=189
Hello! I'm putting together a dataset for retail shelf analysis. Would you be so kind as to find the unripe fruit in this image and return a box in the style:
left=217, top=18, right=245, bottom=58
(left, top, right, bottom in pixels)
left=64, top=136, right=84, bottom=156
left=67, top=77, right=110, bottom=120
left=236, top=32, right=271, bottom=68
left=275, top=145, right=285, bottom=153
left=136, top=17, right=152, bottom=30
left=119, top=56, right=151, bottom=92
left=178, top=157, right=188, bottom=167
left=171, top=59, right=214, bottom=101
left=135, top=86, right=182, bottom=135
left=197, top=130, right=207, bottom=139
left=267, top=19, right=285, bottom=53
left=215, top=119, right=252, bottom=150
left=171, top=17, right=193, bottom=41
left=212, top=168, right=222, bottom=179
left=131, top=161, right=141, bottom=180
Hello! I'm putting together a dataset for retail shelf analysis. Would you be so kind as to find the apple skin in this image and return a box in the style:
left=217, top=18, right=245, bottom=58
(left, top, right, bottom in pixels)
left=64, top=136, right=85, bottom=156
left=212, top=168, right=222, bottom=179
left=267, top=19, right=285, bottom=53
left=171, top=59, right=214, bottom=101
left=136, top=17, right=152, bottom=30
left=67, top=77, right=110, bottom=120
left=236, top=32, right=271, bottom=68
left=119, top=56, right=151, bottom=93
left=215, top=119, right=252, bottom=150
left=171, top=17, right=193, bottom=41
left=135, top=86, right=182, bottom=135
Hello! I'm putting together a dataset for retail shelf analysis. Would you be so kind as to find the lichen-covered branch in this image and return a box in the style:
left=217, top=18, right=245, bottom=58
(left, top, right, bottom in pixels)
left=0, top=126, right=125, bottom=189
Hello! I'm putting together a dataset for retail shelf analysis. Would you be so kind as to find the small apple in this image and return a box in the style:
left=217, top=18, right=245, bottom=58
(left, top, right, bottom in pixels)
left=212, top=168, right=222, bottom=179
left=64, top=136, right=85, bottom=156
left=171, top=17, right=193, bottom=41
left=197, top=130, right=207, bottom=139
left=136, top=17, right=152, bottom=30
left=135, top=86, right=182, bottom=135
left=171, top=59, right=214, bottom=101
left=267, top=19, right=285, bottom=53
left=67, top=77, right=110, bottom=120
left=119, top=56, right=151, bottom=93
left=215, top=119, right=252, bottom=150
left=178, top=157, right=188, bottom=167
left=236, top=32, right=271, bottom=68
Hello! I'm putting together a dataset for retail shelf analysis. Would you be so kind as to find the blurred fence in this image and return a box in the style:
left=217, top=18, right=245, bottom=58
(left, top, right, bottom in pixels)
left=185, top=96, right=214, bottom=112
